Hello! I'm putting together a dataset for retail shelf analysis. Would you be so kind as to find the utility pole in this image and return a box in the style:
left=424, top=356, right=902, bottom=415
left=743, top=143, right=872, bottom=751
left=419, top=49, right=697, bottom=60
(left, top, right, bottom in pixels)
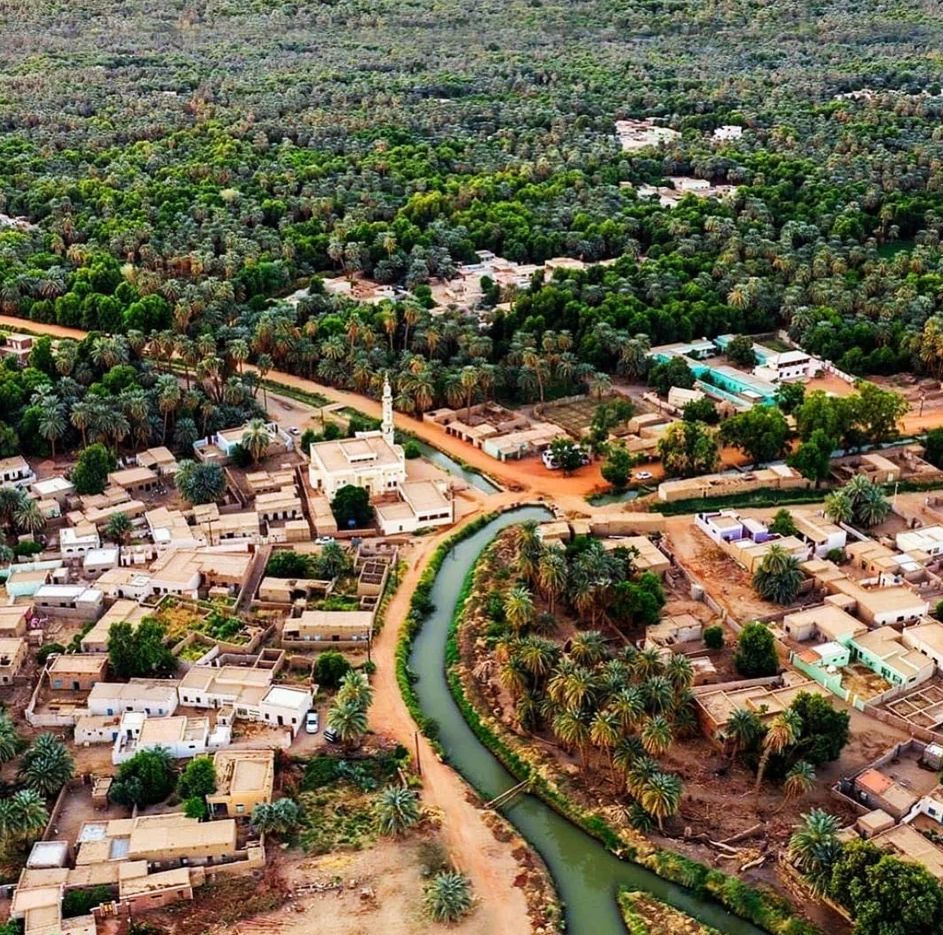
left=414, top=730, right=422, bottom=776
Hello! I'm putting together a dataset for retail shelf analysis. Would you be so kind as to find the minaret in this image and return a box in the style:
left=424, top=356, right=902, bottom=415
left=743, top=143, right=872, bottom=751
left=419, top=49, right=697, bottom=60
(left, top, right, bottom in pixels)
left=381, top=372, right=395, bottom=446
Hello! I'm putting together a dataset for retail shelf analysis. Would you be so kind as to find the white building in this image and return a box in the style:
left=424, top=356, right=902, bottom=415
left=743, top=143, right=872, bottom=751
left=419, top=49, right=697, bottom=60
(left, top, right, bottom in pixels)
left=897, top=527, right=943, bottom=558
left=60, top=523, right=101, bottom=558
left=375, top=479, right=454, bottom=535
left=308, top=375, right=407, bottom=501
left=87, top=679, right=180, bottom=718
left=112, top=711, right=230, bottom=764
left=0, top=456, right=36, bottom=489
left=902, top=621, right=943, bottom=672
left=753, top=350, right=823, bottom=384
left=33, top=584, right=103, bottom=619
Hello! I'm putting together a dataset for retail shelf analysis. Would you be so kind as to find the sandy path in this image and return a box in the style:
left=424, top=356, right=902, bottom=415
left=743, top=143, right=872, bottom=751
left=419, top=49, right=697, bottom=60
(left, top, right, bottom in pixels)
left=368, top=499, right=533, bottom=934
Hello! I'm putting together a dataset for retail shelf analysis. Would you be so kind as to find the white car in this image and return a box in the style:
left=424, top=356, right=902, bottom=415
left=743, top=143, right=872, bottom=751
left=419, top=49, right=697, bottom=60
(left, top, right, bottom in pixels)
left=315, top=536, right=335, bottom=546
left=289, top=426, right=300, bottom=436
left=634, top=471, right=653, bottom=481
left=305, top=710, right=319, bottom=734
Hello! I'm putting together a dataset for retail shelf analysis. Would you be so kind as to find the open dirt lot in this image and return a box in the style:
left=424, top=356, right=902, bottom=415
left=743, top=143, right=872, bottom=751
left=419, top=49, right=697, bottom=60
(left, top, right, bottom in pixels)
left=663, top=514, right=782, bottom=622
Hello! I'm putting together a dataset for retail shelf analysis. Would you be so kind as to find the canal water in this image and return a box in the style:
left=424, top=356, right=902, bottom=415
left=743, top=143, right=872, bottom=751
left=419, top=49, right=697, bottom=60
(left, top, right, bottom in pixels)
left=412, top=439, right=501, bottom=494
left=409, top=506, right=765, bottom=935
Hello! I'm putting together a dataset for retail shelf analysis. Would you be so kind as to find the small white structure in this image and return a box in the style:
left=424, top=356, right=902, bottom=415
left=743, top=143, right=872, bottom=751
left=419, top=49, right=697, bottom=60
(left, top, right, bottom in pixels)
left=33, top=584, right=103, bottom=619
left=753, top=349, right=823, bottom=384
left=258, top=685, right=312, bottom=736
left=712, top=125, right=743, bottom=142
left=31, top=476, right=74, bottom=505
left=87, top=679, right=180, bottom=718
left=60, top=523, right=101, bottom=558
left=0, top=456, right=36, bottom=489
left=897, top=526, right=943, bottom=558
left=112, top=711, right=230, bottom=764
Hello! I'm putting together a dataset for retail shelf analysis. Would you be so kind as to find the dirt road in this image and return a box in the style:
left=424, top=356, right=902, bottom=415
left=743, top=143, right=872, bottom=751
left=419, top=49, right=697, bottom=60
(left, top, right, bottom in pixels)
left=368, top=500, right=533, bottom=933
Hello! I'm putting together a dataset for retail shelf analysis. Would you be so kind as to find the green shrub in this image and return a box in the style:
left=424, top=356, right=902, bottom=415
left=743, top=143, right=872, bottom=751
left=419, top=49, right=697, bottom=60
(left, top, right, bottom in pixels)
left=703, top=625, right=724, bottom=650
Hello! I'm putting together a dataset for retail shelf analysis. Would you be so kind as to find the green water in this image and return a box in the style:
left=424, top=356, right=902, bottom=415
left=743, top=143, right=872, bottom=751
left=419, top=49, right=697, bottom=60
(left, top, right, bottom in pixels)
left=411, top=439, right=501, bottom=494
left=410, top=507, right=766, bottom=935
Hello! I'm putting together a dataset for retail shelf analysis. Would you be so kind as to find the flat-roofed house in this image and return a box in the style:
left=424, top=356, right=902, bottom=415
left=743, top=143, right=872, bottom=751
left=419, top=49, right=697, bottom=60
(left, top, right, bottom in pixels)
left=112, top=712, right=223, bottom=764
left=871, top=823, right=943, bottom=881
left=87, top=679, right=179, bottom=718
left=897, top=526, right=943, bottom=558
left=282, top=609, right=373, bottom=647
left=374, top=479, right=454, bottom=535
left=0, top=636, right=27, bottom=684
left=849, top=626, right=934, bottom=687
left=195, top=421, right=292, bottom=465
left=136, top=446, right=179, bottom=477
left=0, top=455, right=36, bottom=489
left=0, top=604, right=29, bottom=637
left=853, top=768, right=919, bottom=819
left=34, top=584, right=104, bottom=619
left=902, top=620, right=943, bottom=671
left=107, top=466, right=160, bottom=496
left=782, top=604, right=868, bottom=644
left=47, top=654, right=108, bottom=692
left=30, top=476, right=74, bottom=506
left=81, top=599, right=149, bottom=654
left=206, top=749, right=275, bottom=818
left=255, top=489, right=303, bottom=522
left=60, top=523, right=101, bottom=558
left=177, top=665, right=312, bottom=735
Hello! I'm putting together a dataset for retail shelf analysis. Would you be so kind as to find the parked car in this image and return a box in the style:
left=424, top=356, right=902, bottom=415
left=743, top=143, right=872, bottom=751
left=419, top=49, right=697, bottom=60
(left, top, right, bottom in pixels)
left=634, top=471, right=653, bottom=481
left=305, top=710, right=319, bottom=734
left=289, top=426, right=300, bottom=435
left=315, top=535, right=335, bottom=546
left=323, top=727, right=340, bottom=744
left=541, top=450, right=561, bottom=469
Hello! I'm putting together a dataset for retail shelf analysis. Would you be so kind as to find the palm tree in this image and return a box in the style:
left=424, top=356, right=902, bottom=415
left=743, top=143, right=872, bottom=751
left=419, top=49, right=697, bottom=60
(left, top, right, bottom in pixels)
left=424, top=871, right=473, bottom=923
left=374, top=786, right=420, bottom=836
left=35, top=393, right=66, bottom=459
left=18, top=733, right=74, bottom=796
left=613, top=735, right=645, bottom=779
left=665, top=655, right=694, bottom=693
left=536, top=549, right=567, bottom=613
left=551, top=708, right=591, bottom=766
left=641, top=715, right=674, bottom=757
left=783, top=760, right=816, bottom=804
left=608, top=687, right=645, bottom=732
left=0, top=789, right=48, bottom=840
left=823, top=490, right=853, bottom=525
left=104, top=512, right=133, bottom=562
left=513, top=521, right=543, bottom=584
left=640, top=771, right=683, bottom=831
left=337, top=670, right=374, bottom=708
left=327, top=695, right=368, bottom=748
left=156, top=375, right=182, bottom=443
left=568, top=630, right=606, bottom=666
left=516, top=636, right=558, bottom=679
left=633, top=647, right=664, bottom=681
left=504, top=585, right=535, bottom=633
left=13, top=496, right=45, bottom=537
left=0, top=712, right=21, bottom=763
left=250, top=798, right=301, bottom=835
left=787, top=810, right=842, bottom=895
left=643, top=675, right=675, bottom=715
left=626, top=755, right=659, bottom=799
left=752, top=544, right=803, bottom=605
left=241, top=418, right=272, bottom=464
left=755, top=710, right=801, bottom=801
left=70, top=400, right=95, bottom=447
left=590, top=709, right=621, bottom=778
left=723, top=708, right=763, bottom=761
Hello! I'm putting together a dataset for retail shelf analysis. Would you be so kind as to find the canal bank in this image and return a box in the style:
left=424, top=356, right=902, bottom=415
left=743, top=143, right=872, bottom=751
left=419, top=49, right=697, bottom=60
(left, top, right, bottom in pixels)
left=402, top=507, right=811, bottom=935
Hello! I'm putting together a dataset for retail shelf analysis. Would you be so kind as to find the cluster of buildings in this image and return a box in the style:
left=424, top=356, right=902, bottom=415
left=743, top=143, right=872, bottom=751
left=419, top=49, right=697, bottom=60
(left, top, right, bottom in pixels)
left=10, top=748, right=274, bottom=935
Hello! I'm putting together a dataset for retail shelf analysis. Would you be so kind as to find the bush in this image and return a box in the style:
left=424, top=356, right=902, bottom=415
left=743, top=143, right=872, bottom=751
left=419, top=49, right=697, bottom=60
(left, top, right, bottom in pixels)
left=109, top=748, right=175, bottom=807
left=13, top=540, right=43, bottom=557
left=703, top=625, right=724, bottom=650
left=734, top=622, right=779, bottom=677
left=315, top=650, right=352, bottom=688
left=36, top=642, right=66, bottom=665
left=403, top=440, right=422, bottom=459
left=266, top=550, right=315, bottom=578
left=62, top=885, right=115, bottom=918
